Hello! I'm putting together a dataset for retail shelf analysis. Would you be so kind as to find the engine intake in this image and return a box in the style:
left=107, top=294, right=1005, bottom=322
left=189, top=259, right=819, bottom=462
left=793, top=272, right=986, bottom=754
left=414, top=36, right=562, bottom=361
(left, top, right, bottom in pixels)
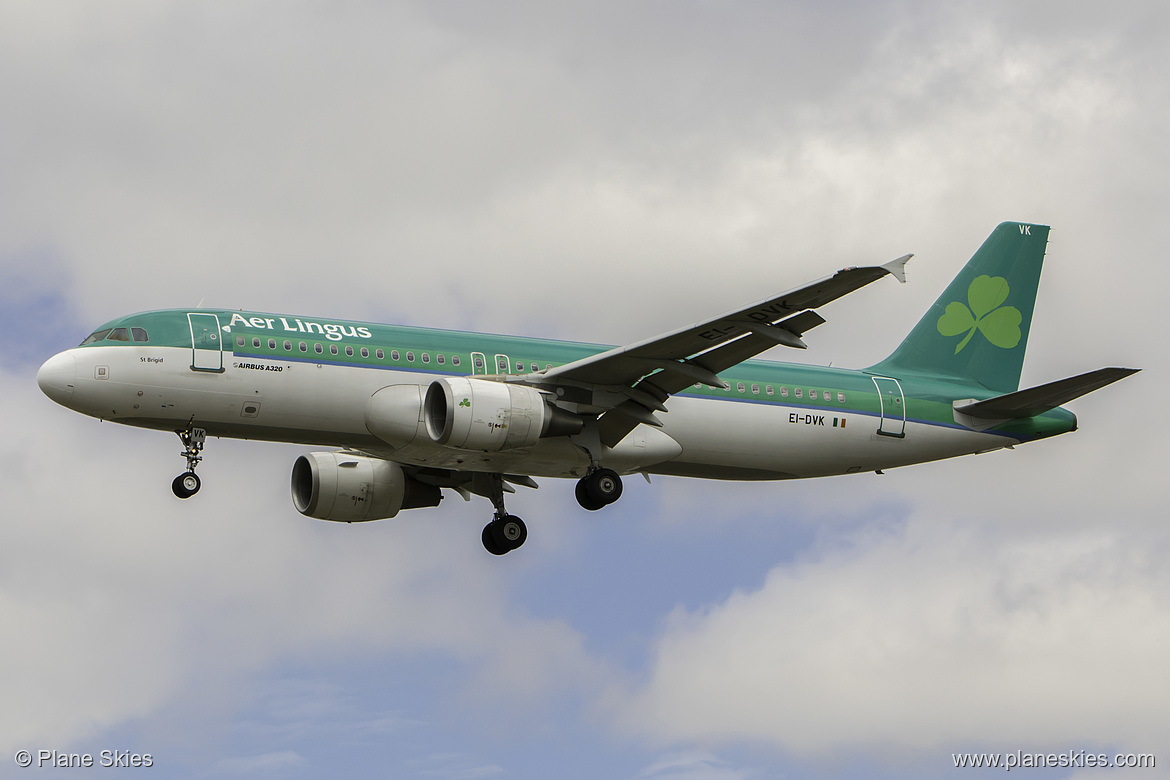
left=291, top=451, right=441, bottom=522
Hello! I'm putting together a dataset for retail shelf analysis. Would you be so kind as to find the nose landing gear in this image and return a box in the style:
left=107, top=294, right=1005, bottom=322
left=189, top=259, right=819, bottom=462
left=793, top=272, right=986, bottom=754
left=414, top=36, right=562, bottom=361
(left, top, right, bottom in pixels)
left=172, top=426, right=206, bottom=499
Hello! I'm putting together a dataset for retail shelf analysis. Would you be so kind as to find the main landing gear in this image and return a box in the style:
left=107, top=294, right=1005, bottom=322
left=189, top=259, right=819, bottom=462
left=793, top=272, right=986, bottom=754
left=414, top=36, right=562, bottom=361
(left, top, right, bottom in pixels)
left=172, top=426, right=206, bottom=499
left=574, top=467, right=623, bottom=511
left=480, top=473, right=528, bottom=556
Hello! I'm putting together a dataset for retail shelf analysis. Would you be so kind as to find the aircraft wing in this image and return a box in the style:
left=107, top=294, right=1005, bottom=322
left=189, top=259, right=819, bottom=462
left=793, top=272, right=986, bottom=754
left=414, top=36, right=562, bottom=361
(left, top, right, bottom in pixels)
left=522, top=254, right=911, bottom=446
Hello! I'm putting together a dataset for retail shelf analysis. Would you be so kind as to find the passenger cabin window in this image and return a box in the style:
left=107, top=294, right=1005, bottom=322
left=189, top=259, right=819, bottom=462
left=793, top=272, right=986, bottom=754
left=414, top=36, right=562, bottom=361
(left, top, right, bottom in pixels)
left=737, top=382, right=745, bottom=393
left=795, top=388, right=803, bottom=398
left=236, top=336, right=245, bottom=347
left=132, top=328, right=149, bottom=342
left=751, top=384, right=760, bottom=394
left=474, top=355, right=484, bottom=370
left=299, top=342, right=307, bottom=352
left=452, top=355, right=461, bottom=366
left=437, top=354, right=445, bottom=364
left=391, top=350, right=400, bottom=361
left=283, top=340, right=292, bottom=351
left=345, top=346, right=354, bottom=357
left=766, top=385, right=774, bottom=396
left=406, top=352, right=415, bottom=362
left=376, top=349, right=384, bottom=359
left=780, top=387, right=789, bottom=397
left=253, top=337, right=261, bottom=348
left=838, top=392, right=846, bottom=402
left=80, top=329, right=111, bottom=346
left=330, top=344, right=338, bottom=355
left=268, top=339, right=276, bottom=349
left=422, top=353, right=430, bottom=363
left=315, top=343, right=323, bottom=354
left=107, top=328, right=130, bottom=342
left=361, top=347, right=369, bottom=358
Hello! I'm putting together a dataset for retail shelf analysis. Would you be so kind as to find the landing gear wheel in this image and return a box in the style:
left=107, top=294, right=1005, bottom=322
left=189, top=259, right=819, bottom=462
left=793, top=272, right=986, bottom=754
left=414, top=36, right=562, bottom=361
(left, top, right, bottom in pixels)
left=482, top=523, right=508, bottom=556
left=482, top=515, right=527, bottom=555
left=575, top=478, right=606, bottom=511
left=496, top=515, right=527, bottom=549
left=584, top=468, right=623, bottom=506
left=173, top=426, right=207, bottom=500
left=172, top=471, right=201, bottom=499
left=478, top=474, right=529, bottom=555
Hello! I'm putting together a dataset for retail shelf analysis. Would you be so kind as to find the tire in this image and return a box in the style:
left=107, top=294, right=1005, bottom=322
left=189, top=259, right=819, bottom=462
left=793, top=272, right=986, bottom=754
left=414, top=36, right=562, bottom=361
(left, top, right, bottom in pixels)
left=482, top=523, right=509, bottom=555
left=575, top=478, right=605, bottom=511
left=172, top=472, right=200, bottom=499
left=585, top=468, right=622, bottom=506
left=495, top=515, right=527, bottom=550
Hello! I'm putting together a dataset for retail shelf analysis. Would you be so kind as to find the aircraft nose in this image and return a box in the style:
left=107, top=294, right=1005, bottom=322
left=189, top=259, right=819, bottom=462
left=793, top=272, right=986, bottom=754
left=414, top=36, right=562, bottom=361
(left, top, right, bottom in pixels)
left=37, top=351, right=77, bottom=406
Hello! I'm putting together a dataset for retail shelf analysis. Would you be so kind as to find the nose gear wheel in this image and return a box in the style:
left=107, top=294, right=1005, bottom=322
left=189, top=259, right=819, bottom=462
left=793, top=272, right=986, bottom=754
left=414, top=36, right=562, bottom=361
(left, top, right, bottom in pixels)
left=172, top=426, right=207, bottom=498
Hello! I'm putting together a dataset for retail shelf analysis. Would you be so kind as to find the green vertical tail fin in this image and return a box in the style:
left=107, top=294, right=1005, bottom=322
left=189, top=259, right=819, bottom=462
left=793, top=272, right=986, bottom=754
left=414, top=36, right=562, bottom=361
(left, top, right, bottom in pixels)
left=868, top=222, right=1049, bottom=393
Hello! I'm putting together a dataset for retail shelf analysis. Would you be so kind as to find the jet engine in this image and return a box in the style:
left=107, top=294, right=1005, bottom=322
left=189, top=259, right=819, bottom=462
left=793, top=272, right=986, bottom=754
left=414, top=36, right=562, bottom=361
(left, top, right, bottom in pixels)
left=291, top=451, right=441, bottom=522
left=422, top=377, right=583, bottom=451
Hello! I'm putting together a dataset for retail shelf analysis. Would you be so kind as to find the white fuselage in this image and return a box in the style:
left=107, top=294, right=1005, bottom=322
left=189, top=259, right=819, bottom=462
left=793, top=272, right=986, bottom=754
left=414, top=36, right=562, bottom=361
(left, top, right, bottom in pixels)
left=40, top=342, right=1012, bottom=481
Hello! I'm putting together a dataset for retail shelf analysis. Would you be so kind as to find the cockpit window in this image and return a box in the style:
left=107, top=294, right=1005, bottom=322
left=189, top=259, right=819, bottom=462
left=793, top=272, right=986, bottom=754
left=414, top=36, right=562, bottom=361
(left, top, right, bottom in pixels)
left=107, top=328, right=130, bottom=342
left=131, top=327, right=149, bottom=342
left=79, top=329, right=111, bottom=346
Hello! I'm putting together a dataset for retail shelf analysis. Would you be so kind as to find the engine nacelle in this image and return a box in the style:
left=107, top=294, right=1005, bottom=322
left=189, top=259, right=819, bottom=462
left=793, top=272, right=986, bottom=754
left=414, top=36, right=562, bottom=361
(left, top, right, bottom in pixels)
left=291, top=451, right=441, bottom=522
left=423, top=377, right=583, bottom=452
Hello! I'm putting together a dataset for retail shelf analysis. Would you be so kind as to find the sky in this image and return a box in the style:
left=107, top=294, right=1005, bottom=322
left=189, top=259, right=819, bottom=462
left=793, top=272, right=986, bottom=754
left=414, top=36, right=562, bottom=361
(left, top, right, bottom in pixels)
left=1, top=1, right=1167, bottom=778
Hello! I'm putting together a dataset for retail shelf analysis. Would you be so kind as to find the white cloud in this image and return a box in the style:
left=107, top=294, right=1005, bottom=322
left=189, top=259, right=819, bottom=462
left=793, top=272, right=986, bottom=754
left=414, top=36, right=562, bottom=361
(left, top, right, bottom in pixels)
left=637, top=750, right=755, bottom=780
left=614, top=516, right=1170, bottom=756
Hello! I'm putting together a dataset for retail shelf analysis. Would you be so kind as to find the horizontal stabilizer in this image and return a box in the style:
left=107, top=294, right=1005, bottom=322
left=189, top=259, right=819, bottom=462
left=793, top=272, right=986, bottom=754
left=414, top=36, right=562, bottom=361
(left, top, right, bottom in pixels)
left=955, top=367, right=1139, bottom=420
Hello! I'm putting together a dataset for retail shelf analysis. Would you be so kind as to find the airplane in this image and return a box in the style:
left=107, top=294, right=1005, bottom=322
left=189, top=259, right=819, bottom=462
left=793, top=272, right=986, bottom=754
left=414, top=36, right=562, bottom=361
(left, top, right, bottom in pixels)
left=37, top=222, right=1137, bottom=555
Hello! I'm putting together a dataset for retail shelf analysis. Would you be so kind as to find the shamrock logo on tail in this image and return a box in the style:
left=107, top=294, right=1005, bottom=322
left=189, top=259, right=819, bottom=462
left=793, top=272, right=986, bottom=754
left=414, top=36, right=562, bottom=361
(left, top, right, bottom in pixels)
left=936, top=275, right=1022, bottom=354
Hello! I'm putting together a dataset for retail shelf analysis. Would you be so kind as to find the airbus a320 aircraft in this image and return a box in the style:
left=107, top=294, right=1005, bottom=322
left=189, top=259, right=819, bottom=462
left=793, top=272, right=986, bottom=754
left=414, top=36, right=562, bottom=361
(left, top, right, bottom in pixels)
left=38, top=223, right=1136, bottom=554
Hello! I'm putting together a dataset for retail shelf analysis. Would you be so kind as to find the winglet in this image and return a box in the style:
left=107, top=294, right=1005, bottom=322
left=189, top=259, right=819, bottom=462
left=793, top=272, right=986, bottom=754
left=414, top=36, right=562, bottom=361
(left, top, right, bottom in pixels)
left=881, top=254, right=912, bottom=284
